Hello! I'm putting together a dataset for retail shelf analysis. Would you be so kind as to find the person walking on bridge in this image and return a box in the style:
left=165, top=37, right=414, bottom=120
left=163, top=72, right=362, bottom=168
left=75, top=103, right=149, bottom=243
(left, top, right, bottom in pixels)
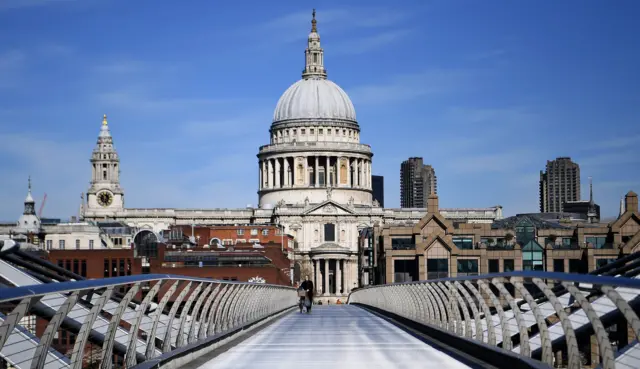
left=300, top=276, right=314, bottom=313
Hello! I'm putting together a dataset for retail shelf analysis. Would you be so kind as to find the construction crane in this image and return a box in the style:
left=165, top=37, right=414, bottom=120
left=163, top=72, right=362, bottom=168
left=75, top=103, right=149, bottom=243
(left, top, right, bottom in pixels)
left=38, top=193, right=47, bottom=218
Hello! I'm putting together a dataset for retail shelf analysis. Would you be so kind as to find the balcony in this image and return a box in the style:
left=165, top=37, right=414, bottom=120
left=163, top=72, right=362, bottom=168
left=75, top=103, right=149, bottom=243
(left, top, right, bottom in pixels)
left=258, top=141, right=372, bottom=154
left=486, top=244, right=515, bottom=251
left=550, top=243, right=581, bottom=250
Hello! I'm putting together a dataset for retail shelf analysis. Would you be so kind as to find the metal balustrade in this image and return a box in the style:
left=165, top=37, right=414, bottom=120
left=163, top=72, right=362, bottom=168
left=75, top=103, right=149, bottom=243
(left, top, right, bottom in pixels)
left=0, top=274, right=297, bottom=369
left=348, top=272, right=640, bottom=369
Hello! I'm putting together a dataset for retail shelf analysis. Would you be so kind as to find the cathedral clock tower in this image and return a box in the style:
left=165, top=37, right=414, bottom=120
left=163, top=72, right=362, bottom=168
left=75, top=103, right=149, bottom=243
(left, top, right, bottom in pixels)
left=86, top=114, right=124, bottom=215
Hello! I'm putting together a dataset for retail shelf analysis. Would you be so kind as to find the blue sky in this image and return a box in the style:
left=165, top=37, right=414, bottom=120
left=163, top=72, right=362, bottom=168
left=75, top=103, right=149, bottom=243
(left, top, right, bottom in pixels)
left=1, top=0, right=639, bottom=221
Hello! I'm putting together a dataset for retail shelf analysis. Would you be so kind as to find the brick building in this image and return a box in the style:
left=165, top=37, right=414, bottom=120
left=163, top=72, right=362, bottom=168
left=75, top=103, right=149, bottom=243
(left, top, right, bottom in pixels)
left=364, top=191, right=640, bottom=284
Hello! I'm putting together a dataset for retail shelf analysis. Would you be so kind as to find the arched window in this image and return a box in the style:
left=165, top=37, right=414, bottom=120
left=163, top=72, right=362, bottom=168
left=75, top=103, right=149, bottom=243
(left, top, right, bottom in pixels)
left=209, top=238, right=222, bottom=248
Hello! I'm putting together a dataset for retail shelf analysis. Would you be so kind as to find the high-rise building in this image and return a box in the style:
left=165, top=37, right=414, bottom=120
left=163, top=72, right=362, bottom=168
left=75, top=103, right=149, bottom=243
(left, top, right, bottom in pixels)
left=372, top=175, right=384, bottom=207
left=539, top=157, right=580, bottom=213
left=400, top=157, right=437, bottom=208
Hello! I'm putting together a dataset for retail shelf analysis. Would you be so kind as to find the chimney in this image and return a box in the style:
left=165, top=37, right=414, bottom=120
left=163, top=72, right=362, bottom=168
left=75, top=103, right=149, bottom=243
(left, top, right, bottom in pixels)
left=625, top=191, right=638, bottom=213
left=427, top=186, right=439, bottom=213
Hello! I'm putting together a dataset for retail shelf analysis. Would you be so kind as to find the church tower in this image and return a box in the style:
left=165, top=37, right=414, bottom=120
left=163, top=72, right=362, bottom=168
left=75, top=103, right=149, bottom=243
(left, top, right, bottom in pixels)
left=86, top=114, right=124, bottom=215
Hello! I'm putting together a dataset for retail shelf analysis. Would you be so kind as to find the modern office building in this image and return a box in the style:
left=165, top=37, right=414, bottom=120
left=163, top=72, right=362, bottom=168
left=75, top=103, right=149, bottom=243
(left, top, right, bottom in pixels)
left=400, top=157, right=437, bottom=208
left=539, top=157, right=580, bottom=213
left=372, top=175, right=384, bottom=207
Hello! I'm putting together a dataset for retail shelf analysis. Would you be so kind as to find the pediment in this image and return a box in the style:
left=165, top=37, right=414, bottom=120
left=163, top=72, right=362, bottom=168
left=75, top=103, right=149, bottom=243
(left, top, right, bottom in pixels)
left=303, top=200, right=354, bottom=216
left=310, top=242, right=351, bottom=254
left=412, top=213, right=450, bottom=235
left=611, top=212, right=640, bottom=232
left=419, top=234, right=454, bottom=255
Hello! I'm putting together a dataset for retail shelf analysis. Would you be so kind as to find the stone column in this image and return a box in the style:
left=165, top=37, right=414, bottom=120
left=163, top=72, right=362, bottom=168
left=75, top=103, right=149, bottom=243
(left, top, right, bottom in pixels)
left=325, top=156, right=330, bottom=187
left=275, top=158, right=281, bottom=188
left=303, top=156, right=308, bottom=186
left=348, top=158, right=352, bottom=187
left=336, top=157, right=341, bottom=187
left=267, top=159, right=273, bottom=188
left=324, top=259, right=330, bottom=296
left=360, top=159, right=364, bottom=188
left=258, top=160, right=263, bottom=190
left=345, top=260, right=351, bottom=293
left=315, top=156, right=319, bottom=187
left=285, top=157, right=290, bottom=187
left=351, top=257, right=358, bottom=290
left=315, top=259, right=321, bottom=294
left=336, top=259, right=342, bottom=295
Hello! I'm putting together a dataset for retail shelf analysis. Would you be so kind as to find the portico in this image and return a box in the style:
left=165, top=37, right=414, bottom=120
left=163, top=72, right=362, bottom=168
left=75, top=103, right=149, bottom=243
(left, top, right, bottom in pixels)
left=309, top=243, right=356, bottom=299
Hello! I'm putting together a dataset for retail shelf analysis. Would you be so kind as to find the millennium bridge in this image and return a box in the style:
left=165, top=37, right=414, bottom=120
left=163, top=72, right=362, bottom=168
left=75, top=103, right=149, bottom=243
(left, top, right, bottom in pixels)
left=0, top=240, right=639, bottom=369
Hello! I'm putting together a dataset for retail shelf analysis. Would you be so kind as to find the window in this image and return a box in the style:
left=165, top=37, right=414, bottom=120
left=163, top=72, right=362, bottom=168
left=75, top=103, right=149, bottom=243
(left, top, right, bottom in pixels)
left=554, top=259, right=565, bottom=273
left=522, top=241, right=544, bottom=271
left=569, top=259, right=584, bottom=274
left=319, top=128, right=323, bottom=134
left=237, top=229, right=244, bottom=235
left=452, top=237, right=474, bottom=250
left=318, top=170, right=325, bottom=186
left=59, top=240, right=65, bottom=249
left=250, top=229, right=258, bottom=235
left=301, top=129, right=305, bottom=135
left=327, top=129, right=331, bottom=134
left=89, top=240, right=94, bottom=249
left=104, top=260, right=109, bottom=278
left=391, top=238, right=414, bottom=250
left=75, top=239, right=80, bottom=250
left=46, top=240, right=52, bottom=250
left=586, top=236, right=608, bottom=249
left=81, top=260, right=87, bottom=277
left=488, top=259, right=499, bottom=273
left=262, top=229, right=269, bottom=236
left=324, top=223, right=335, bottom=242
left=457, top=259, right=479, bottom=277
left=310, top=128, right=314, bottom=134
left=503, top=259, right=515, bottom=272
left=73, top=260, right=79, bottom=275
left=596, top=258, right=617, bottom=269
left=426, top=259, right=448, bottom=279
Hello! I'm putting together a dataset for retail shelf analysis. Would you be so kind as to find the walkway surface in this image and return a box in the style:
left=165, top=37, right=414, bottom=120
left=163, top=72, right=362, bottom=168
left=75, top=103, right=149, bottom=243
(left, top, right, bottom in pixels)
left=195, top=305, right=471, bottom=369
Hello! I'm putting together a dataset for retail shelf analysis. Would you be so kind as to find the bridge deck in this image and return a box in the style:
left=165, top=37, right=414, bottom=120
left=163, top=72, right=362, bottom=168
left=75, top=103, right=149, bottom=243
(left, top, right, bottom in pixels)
left=195, top=305, right=471, bottom=369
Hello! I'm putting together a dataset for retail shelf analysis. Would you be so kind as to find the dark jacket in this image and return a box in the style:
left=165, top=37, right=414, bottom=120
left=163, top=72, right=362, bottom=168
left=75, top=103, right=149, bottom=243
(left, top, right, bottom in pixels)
left=301, top=280, right=314, bottom=299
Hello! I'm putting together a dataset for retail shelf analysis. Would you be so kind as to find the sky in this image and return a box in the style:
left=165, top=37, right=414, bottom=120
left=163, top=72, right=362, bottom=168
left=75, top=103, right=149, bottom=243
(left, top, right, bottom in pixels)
left=1, top=0, right=639, bottom=221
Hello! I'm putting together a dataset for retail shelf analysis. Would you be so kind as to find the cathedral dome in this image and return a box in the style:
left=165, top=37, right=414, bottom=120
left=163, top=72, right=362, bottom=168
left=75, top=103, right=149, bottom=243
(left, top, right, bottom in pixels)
left=273, top=78, right=356, bottom=123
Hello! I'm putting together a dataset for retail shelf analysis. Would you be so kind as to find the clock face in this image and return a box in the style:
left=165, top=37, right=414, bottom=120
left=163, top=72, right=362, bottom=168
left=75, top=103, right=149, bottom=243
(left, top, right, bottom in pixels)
left=97, top=192, right=113, bottom=207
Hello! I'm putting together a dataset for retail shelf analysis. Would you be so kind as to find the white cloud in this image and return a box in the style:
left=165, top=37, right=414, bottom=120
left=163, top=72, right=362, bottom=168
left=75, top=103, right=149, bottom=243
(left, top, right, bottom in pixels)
left=0, top=132, right=89, bottom=220
left=332, top=29, right=414, bottom=56
left=95, top=88, right=244, bottom=113
left=349, top=68, right=473, bottom=104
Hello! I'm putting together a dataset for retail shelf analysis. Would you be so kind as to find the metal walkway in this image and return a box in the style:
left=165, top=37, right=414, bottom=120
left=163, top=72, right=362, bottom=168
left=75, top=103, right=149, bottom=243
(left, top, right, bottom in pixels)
left=193, top=306, right=471, bottom=369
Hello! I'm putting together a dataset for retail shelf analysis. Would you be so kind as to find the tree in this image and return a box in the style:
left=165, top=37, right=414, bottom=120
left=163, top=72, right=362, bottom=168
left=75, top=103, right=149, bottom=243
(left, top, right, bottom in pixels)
left=504, top=233, right=514, bottom=244
left=298, top=262, right=314, bottom=283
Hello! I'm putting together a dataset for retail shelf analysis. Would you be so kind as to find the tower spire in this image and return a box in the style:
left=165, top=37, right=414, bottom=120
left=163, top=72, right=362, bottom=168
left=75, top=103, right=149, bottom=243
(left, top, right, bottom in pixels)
left=311, top=8, right=317, bottom=32
left=102, top=114, right=108, bottom=126
left=302, top=9, right=327, bottom=80
left=587, top=176, right=597, bottom=223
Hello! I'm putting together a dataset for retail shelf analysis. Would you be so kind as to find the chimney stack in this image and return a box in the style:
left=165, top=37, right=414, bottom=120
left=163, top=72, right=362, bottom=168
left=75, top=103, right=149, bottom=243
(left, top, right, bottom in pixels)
left=625, top=191, right=638, bottom=213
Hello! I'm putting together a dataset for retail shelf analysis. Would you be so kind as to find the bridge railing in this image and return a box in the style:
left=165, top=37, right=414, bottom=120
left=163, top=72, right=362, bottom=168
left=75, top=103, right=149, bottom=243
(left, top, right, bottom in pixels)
left=0, top=274, right=297, bottom=369
left=348, top=272, right=640, bottom=369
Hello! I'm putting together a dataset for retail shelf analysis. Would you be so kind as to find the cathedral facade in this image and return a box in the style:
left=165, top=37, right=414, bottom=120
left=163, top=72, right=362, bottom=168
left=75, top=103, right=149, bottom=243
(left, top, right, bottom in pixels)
left=82, top=13, right=502, bottom=301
